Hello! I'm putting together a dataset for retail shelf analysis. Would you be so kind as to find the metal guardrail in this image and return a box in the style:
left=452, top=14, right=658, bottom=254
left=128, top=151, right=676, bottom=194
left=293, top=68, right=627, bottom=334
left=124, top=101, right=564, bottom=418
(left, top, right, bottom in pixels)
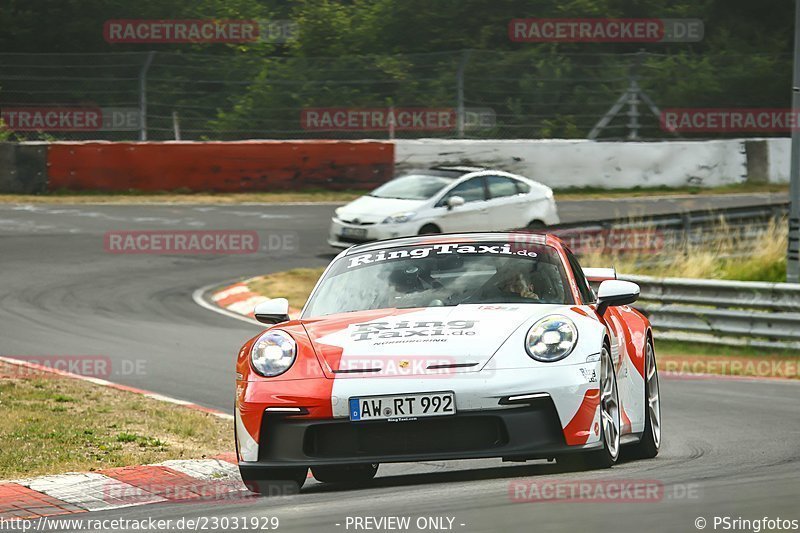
left=619, top=274, right=800, bottom=350
left=553, top=201, right=790, bottom=262
left=553, top=201, right=790, bottom=233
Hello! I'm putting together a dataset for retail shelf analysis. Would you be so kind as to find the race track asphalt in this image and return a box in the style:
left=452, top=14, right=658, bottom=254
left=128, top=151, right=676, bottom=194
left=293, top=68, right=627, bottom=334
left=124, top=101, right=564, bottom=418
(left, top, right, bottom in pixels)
left=0, top=191, right=796, bottom=532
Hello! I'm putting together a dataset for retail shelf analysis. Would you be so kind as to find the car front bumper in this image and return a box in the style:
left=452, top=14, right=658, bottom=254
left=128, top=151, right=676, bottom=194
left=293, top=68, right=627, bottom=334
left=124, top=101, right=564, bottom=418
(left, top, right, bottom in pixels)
left=239, top=399, right=601, bottom=471
left=328, top=218, right=417, bottom=248
left=236, top=364, right=603, bottom=467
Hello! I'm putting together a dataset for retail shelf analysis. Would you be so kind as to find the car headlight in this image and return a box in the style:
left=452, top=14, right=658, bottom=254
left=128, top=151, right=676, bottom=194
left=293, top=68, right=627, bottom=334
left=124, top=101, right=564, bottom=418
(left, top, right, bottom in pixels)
left=525, top=315, right=578, bottom=362
left=382, top=212, right=415, bottom=224
left=250, top=331, right=297, bottom=377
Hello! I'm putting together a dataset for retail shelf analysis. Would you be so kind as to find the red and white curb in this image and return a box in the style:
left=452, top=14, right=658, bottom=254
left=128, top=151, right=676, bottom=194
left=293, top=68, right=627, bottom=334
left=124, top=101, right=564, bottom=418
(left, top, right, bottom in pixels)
left=211, top=282, right=271, bottom=319
left=198, top=277, right=301, bottom=323
left=1, top=457, right=247, bottom=519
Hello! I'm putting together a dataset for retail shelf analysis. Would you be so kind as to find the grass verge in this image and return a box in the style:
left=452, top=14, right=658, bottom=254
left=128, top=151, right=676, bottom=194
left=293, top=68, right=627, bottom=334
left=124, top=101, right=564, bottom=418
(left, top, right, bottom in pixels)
left=0, top=361, right=230, bottom=479
left=247, top=268, right=325, bottom=311
left=0, top=189, right=366, bottom=204
left=0, top=183, right=787, bottom=204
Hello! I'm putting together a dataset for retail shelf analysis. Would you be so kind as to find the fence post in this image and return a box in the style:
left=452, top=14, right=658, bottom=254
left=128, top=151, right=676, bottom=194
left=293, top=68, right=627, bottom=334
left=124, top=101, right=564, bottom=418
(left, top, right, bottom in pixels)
left=172, top=111, right=181, bottom=141
left=138, top=51, right=155, bottom=141
left=456, top=50, right=470, bottom=138
left=788, top=0, right=800, bottom=282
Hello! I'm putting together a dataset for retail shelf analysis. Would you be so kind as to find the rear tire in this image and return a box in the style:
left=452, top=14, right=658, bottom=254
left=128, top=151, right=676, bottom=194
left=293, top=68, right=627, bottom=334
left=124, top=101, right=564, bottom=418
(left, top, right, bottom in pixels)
left=626, top=338, right=661, bottom=459
left=557, top=345, right=620, bottom=470
left=312, top=463, right=379, bottom=484
left=240, top=467, right=307, bottom=496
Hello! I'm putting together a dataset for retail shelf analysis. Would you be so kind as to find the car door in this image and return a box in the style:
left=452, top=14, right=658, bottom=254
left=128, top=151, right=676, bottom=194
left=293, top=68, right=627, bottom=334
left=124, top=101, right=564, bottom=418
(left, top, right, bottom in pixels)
left=484, top=175, right=529, bottom=230
left=434, top=176, right=490, bottom=231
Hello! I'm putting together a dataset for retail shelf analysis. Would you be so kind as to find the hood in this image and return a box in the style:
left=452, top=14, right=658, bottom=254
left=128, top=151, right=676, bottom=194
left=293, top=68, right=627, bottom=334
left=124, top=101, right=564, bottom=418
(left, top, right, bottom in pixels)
left=337, top=196, right=427, bottom=223
left=301, top=304, right=565, bottom=378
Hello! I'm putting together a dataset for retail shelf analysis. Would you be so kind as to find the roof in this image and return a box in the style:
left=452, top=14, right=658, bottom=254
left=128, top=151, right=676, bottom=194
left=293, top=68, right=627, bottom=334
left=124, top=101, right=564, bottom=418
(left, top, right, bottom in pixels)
left=428, top=165, right=487, bottom=173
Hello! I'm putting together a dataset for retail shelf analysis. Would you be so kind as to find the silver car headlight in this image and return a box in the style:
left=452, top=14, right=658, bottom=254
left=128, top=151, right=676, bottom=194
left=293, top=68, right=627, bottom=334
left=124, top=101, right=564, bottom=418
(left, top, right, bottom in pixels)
left=250, top=331, right=296, bottom=377
left=525, top=315, right=578, bottom=362
left=382, top=212, right=415, bottom=224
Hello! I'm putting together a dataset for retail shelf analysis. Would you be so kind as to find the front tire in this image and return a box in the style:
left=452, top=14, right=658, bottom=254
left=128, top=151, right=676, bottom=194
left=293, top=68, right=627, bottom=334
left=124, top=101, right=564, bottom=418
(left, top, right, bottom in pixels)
left=240, top=467, right=308, bottom=496
left=418, top=224, right=441, bottom=235
left=311, top=463, right=379, bottom=484
left=558, top=344, right=620, bottom=470
left=627, top=338, right=661, bottom=459
left=526, top=220, right=546, bottom=230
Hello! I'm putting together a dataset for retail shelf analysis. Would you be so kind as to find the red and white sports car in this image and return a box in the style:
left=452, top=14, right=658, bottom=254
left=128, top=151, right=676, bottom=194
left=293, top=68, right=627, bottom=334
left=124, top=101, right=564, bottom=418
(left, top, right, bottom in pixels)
left=234, top=233, right=661, bottom=493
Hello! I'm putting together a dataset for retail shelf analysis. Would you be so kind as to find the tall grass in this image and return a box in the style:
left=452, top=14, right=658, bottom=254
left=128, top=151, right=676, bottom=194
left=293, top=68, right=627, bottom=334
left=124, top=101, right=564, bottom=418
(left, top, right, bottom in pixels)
left=580, top=218, right=788, bottom=282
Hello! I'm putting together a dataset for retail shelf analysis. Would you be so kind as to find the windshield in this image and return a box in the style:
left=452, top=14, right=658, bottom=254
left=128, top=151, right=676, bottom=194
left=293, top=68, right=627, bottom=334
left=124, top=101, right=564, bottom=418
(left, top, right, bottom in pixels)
left=304, top=241, right=573, bottom=318
left=369, top=175, right=454, bottom=200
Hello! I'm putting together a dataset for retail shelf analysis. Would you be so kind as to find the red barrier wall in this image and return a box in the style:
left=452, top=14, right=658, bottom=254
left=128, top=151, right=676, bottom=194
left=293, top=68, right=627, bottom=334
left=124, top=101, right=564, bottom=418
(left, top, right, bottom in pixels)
left=47, top=141, right=394, bottom=192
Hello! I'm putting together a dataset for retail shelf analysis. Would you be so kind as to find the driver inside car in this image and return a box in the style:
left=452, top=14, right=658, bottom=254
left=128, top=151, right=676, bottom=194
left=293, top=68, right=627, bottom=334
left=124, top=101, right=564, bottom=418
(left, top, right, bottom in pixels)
left=496, top=262, right=540, bottom=299
left=471, top=260, right=542, bottom=302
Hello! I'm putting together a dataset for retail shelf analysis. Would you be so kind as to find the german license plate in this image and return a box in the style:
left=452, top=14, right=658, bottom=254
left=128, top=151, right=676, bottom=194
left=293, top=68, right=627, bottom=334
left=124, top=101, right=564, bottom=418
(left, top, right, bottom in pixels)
left=341, top=227, right=367, bottom=239
left=349, top=392, right=456, bottom=421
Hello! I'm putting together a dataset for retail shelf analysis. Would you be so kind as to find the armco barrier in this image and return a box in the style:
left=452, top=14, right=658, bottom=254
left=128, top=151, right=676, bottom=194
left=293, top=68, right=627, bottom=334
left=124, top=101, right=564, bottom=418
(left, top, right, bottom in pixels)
left=620, top=274, right=800, bottom=350
left=46, top=141, right=394, bottom=192
left=0, top=138, right=792, bottom=193
left=555, top=202, right=790, bottom=260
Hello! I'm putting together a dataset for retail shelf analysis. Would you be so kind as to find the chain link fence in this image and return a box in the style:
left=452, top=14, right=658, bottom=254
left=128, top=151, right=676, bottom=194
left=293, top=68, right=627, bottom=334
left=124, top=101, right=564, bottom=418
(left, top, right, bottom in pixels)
left=0, top=49, right=792, bottom=141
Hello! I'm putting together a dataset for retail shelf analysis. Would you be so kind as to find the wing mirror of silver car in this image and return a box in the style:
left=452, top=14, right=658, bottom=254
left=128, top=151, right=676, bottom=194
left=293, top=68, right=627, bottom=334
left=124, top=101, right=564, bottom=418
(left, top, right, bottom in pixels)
left=596, top=280, right=640, bottom=315
left=446, top=196, right=465, bottom=210
left=254, top=298, right=291, bottom=324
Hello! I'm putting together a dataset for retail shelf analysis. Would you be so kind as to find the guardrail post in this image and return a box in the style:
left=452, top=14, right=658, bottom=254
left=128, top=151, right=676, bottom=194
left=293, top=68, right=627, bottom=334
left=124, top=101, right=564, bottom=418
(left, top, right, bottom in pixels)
left=788, top=0, right=800, bottom=283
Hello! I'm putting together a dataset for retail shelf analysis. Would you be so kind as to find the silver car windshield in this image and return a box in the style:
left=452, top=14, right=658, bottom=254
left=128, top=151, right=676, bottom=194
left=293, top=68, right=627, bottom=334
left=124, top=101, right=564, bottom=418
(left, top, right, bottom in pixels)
left=369, top=175, right=454, bottom=200
left=304, top=242, right=574, bottom=318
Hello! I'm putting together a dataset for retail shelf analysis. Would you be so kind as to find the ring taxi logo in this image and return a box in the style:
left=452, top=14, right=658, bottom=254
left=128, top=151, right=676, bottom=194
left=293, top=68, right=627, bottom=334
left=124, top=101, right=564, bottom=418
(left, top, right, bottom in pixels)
left=346, top=243, right=539, bottom=269
left=350, top=320, right=476, bottom=341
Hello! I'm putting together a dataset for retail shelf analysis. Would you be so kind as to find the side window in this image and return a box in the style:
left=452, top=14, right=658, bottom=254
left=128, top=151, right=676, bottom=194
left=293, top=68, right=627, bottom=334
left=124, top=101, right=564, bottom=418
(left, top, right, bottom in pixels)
left=565, top=249, right=596, bottom=304
left=515, top=180, right=531, bottom=194
left=442, top=177, right=486, bottom=204
left=486, top=176, right=519, bottom=199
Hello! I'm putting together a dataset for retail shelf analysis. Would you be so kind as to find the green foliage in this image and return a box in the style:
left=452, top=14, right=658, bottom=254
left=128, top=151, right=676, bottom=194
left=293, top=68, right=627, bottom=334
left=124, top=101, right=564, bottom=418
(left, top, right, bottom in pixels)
left=0, top=0, right=794, bottom=139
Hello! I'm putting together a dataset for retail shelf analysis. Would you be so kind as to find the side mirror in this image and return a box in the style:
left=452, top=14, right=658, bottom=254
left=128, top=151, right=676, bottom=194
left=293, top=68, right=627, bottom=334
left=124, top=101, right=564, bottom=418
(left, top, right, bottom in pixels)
left=596, top=280, right=639, bottom=315
left=446, top=195, right=465, bottom=210
left=254, top=298, right=291, bottom=325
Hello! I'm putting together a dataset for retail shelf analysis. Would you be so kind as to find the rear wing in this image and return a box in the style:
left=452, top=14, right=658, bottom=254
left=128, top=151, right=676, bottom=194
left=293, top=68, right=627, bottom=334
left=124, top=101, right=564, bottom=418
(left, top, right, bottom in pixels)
left=582, top=267, right=617, bottom=283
